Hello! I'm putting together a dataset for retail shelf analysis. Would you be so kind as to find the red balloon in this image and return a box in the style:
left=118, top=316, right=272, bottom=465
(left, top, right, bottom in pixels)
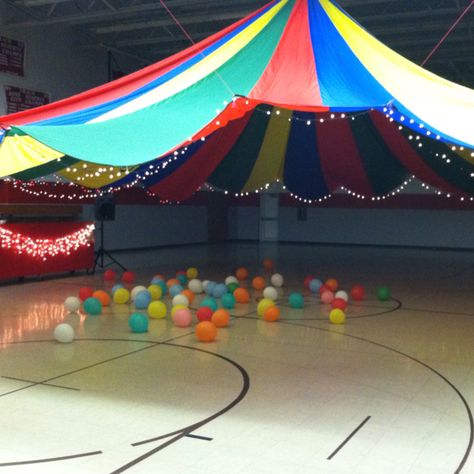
left=103, top=269, right=116, bottom=281
left=351, top=285, right=365, bottom=301
left=304, top=275, right=315, bottom=290
left=196, top=306, right=213, bottom=322
left=319, top=284, right=330, bottom=295
left=78, top=286, right=94, bottom=301
left=122, top=271, right=136, bottom=284
left=332, top=298, right=347, bottom=311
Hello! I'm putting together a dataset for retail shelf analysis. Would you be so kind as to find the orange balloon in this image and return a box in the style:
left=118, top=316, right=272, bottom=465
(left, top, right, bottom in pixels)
left=234, top=287, right=250, bottom=304
left=166, top=278, right=180, bottom=288
left=252, top=276, right=266, bottom=291
left=92, top=290, right=111, bottom=307
left=195, top=321, right=217, bottom=342
left=264, top=305, right=280, bottom=322
left=235, top=267, right=249, bottom=281
left=212, top=309, right=230, bottom=328
left=325, top=278, right=339, bottom=292
left=181, top=289, right=195, bottom=304
left=263, top=259, right=274, bottom=271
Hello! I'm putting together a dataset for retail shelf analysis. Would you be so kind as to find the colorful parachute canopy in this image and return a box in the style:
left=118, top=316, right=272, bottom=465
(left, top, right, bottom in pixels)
left=0, top=0, right=473, bottom=198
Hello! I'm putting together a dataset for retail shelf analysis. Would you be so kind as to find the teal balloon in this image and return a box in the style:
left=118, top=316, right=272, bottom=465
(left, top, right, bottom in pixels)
left=199, top=297, right=218, bottom=312
left=377, top=287, right=391, bottom=301
left=83, top=297, right=102, bottom=315
left=156, top=280, right=167, bottom=296
left=128, top=312, right=149, bottom=333
left=289, top=292, right=304, bottom=309
left=176, top=274, right=187, bottom=285
left=221, top=293, right=236, bottom=309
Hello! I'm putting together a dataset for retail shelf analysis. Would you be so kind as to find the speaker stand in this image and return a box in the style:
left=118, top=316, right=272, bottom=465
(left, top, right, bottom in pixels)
left=92, top=219, right=127, bottom=273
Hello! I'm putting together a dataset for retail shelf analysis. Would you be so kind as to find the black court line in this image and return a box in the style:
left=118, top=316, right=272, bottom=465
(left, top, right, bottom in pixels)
left=327, top=416, right=371, bottom=460
left=185, top=433, right=213, bottom=441
left=0, top=450, right=102, bottom=467
left=2, top=375, right=80, bottom=391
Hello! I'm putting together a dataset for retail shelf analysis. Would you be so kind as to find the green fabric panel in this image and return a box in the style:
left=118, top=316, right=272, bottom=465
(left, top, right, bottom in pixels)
left=11, top=156, right=79, bottom=180
left=208, top=105, right=272, bottom=191
left=349, top=114, right=408, bottom=195
left=17, top=1, right=295, bottom=167
left=398, top=129, right=474, bottom=194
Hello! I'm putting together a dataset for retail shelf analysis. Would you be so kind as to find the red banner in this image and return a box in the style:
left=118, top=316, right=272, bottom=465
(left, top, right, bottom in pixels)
left=0, top=36, right=24, bottom=76
left=4, top=85, right=50, bottom=114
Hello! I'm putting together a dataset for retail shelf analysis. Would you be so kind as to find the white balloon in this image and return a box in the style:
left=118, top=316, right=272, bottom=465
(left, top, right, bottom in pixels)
left=188, top=279, right=203, bottom=294
left=64, top=296, right=81, bottom=313
left=202, top=280, right=210, bottom=291
left=225, top=276, right=239, bottom=285
left=271, top=273, right=284, bottom=288
left=54, top=323, right=74, bottom=343
left=263, top=286, right=278, bottom=301
left=335, top=290, right=348, bottom=302
left=172, top=294, right=189, bottom=307
left=131, top=285, right=147, bottom=301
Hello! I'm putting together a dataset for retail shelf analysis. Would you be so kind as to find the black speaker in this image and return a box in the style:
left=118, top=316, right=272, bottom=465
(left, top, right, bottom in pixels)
left=94, top=195, right=116, bottom=221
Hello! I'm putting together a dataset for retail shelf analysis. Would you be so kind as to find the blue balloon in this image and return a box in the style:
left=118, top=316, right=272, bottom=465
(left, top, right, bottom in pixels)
left=150, top=277, right=163, bottom=285
left=221, top=293, right=236, bottom=309
left=205, top=281, right=216, bottom=296
left=289, top=292, right=304, bottom=309
left=128, top=312, right=149, bottom=333
left=199, top=297, right=218, bottom=312
left=309, top=279, right=323, bottom=293
left=83, top=297, right=102, bottom=315
left=134, top=290, right=152, bottom=309
left=111, top=284, right=124, bottom=295
left=169, top=284, right=184, bottom=297
left=176, top=274, right=188, bottom=285
left=212, top=283, right=228, bottom=299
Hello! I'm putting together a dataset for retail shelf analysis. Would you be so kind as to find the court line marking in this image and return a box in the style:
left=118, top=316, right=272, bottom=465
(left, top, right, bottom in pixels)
left=1, top=375, right=80, bottom=391
left=327, top=416, right=371, bottom=460
left=185, top=433, right=213, bottom=441
left=0, top=451, right=103, bottom=467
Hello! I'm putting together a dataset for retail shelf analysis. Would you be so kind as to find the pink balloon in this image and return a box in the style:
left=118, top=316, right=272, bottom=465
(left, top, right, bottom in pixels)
left=173, top=309, right=192, bottom=328
left=321, top=290, right=334, bottom=304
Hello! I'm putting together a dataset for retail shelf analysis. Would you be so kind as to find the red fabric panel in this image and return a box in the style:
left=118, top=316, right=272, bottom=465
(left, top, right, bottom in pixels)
left=0, top=1, right=276, bottom=127
left=316, top=114, right=373, bottom=194
left=150, top=111, right=253, bottom=201
left=0, top=222, right=94, bottom=281
left=370, top=112, right=459, bottom=194
left=249, top=0, right=323, bottom=108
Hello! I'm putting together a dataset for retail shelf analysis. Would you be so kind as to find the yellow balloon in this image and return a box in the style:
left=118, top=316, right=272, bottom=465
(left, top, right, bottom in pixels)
left=257, top=298, right=275, bottom=317
left=113, top=288, right=130, bottom=304
left=186, top=267, right=198, bottom=279
left=148, top=301, right=167, bottom=319
left=329, top=308, right=346, bottom=324
left=148, top=284, right=163, bottom=300
left=171, top=304, right=188, bottom=317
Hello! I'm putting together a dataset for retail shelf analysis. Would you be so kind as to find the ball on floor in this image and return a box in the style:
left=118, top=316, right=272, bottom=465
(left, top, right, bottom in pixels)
left=186, top=267, right=198, bottom=279
left=332, top=298, right=347, bottom=311
left=199, top=297, right=218, bottom=312
left=129, top=313, right=149, bottom=333
left=131, top=285, right=147, bottom=301
left=252, top=276, right=266, bottom=291
left=221, top=293, right=236, bottom=309
left=195, top=321, right=217, bottom=342
left=377, top=287, right=391, bottom=301
left=289, top=292, right=304, bottom=309
left=197, top=306, right=213, bottom=322
left=335, top=290, right=348, bottom=302
left=321, top=290, right=334, bottom=304
left=234, top=288, right=250, bottom=304
left=235, top=267, right=249, bottom=281
left=148, top=284, right=163, bottom=301
left=148, top=301, right=167, bottom=319
left=212, top=309, right=230, bottom=328
left=225, top=276, right=239, bottom=286
left=325, top=278, right=339, bottom=292
left=103, top=269, right=116, bottom=281
left=263, top=286, right=278, bottom=301
left=309, top=279, right=323, bottom=293
left=350, top=285, right=365, bottom=301
left=78, top=287, right=94, bottom=301
left=83, top=297, right=102, bottom=315
left=270, top=273, right=284, bottom=288
left=257, top=298, right=275, bottom=316
left=264, top=305, right=280, bottom=322
left=54, top=323, right=74, bottom=343
left=212, top=283, right=228, bottom=299
left=169, top=284, right=184, bottom=298
left=134, top=290, right=152, bottom=310
left=172, top=294, right=189, bottom=307
left=64, top=296, right=81, bottom=313
left=173, top=308, right=192, bottom=328
left=113, top=288, right=130, bottom=304
left=122, top=271, right=136, bottom=284
left=93, top=290, right=111, bottom=307
left=188, top=279, right=203, bottom=294
left=329, top=308, right=346, bottom=324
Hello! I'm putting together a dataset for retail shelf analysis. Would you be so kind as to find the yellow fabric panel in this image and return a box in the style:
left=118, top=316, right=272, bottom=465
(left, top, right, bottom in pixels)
left=243, top=108, right=292, bottom=192
left=58, top=162, right=138, bottom=188
left=320, top=0, right=474, bottom=148
left=0, top=134, right=63, bottom=178
left=90, top=0, right=289, bottom=123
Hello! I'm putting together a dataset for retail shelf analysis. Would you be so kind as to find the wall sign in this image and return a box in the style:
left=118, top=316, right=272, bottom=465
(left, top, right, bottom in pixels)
left=0, top=36, right=25, bottom=77
left=4, top=85, right=50, bottom=114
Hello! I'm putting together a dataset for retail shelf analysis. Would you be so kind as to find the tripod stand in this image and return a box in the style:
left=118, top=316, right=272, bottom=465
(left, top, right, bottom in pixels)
left=92, top=219, right=126, bottom=273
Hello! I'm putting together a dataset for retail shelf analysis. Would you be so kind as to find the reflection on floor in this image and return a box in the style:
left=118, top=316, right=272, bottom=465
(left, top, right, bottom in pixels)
left=0, top=242, right=473, bottom=474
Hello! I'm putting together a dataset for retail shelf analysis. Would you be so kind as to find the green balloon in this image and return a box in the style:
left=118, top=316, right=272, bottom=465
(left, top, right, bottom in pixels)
left=227, top=282, right=239, bottom=293
left=83, top=297, right=102, bottom=315
left=221, top=293, right=236, bottom=309
left=377, top=287, right=391, bottom=301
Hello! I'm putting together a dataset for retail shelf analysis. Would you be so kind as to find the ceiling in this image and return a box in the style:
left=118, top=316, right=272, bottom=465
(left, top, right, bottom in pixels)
left=1, top=0, right=473, bottom=87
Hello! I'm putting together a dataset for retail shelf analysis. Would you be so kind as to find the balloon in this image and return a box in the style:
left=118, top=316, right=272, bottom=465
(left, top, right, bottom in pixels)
left=166, top=278, right=180, bottom=288
left=172, top=294, right=189, bottom=307
left=270, top=273, right=284, bottom=288
left=197, top=306, right=213, bottom=322
left=335, top=290, right=349, bottom=302
left=54, top=323, right=74, bottom=343
left=176, top=274, right=187, bottom=286
left=221, top=293, right=236, bottom=309
left=148, top=301, right=167, bottom=319
left=252, top=276, right=266, bottom=291
left=377, top=287, right=391, bottom=301
left=321, top=291, right=334, bottom=304
left=64, top=296, right=81, bottom=313
left=171, top=304, right=188, bottom=317
left=78, top=287, right=94, bottom=301
left=128, top=313, right=149, bottom=333
left=263, top=286, right=278, bottom=301
left=329, top=308, right=346, bottom=324
left=92, top=290, right=111, bottom=307
left=103, top=269, right=116, bottom=281
left=188, top=279, right=203, bottom=294
left=111, top=284, right=124, bottom=294
left=263, top=259, right=274, bottom=271
left=148, top=284, right=163, bottom=300
left=205, top=282, right=216, bottom=296
left=122, top=271, right=136, bottom=284
left=212, top=283, right=228, bottom=299
left=257, top=298, right=275, bottom=316
left=351, top=285, right=365, bottom=301
left=199, top=297, right=218, bottom=312
left=309, top=279, right=323, bottom=293
left=304, top=276, right=315, bottom=290
left=83, top=297, right=102, bottom=315
left=325, top=278, right=339, bottom=292
left=264, top=306, right=280, bottom=322
left=227, top=282, right=239, bottom=294
left=234, top=288, right=250, bottom=304
left=289, top=292, right=304, bottom=309
left=212, top=309, right=230, bottom=328
left=131, top=285, right=147, bottom=301
left=173, top=308, right=192, bottom=328
left=113, top=288, right=130, bottom=304
left=195, top=321, right=217, bottom=342
left=332, top=298, right=347, bottom=311
left=169, top=284, right=184, bottom=297
left=225, top=276, right=239, bottom=285
left=235, top=267, right=249, bottom=280
left=134, top=291, right=152, bottom=310
left=186, top=267, right=198, bottom=279
left=181, top=289, right=195, bottom=304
